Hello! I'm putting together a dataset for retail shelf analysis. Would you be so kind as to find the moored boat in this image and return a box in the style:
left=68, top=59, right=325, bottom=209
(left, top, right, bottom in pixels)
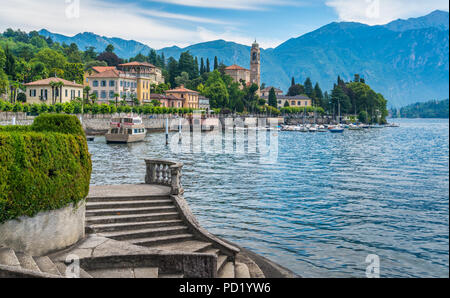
left=329, top=125, right=345, bottom=133
left=105, top=116, right=146, bottom=144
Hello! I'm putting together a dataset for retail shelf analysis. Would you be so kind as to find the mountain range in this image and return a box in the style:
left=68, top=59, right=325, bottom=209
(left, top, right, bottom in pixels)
left=38, top=10, right=449, bottom=107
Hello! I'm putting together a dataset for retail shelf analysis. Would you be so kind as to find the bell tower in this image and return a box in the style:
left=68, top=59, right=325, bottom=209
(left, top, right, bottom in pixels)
left=250, top=40, right=261, bottom=95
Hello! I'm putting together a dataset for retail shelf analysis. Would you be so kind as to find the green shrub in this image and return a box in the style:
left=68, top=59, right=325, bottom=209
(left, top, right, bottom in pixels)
left=31, top=114, right=85, bottom=136
left=0, top=114, right=91, bottom=223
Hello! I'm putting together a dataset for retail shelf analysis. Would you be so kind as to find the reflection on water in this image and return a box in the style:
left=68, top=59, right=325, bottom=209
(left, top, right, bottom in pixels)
left=88, top=118, right=449, bottom=277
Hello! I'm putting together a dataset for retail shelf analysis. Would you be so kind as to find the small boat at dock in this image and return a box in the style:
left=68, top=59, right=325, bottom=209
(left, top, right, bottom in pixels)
left=105, top=116, right=146, bottom=144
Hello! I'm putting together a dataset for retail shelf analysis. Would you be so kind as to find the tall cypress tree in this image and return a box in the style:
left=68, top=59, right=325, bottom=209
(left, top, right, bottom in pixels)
left=314, top=82, right=323, bottom=107
left=268, top=87, right=277, bottom=108
left=200, top=58, right=205, bottom=74
left=206, top=58, right=210, bottom=73
left=304, top=77, right=313, bottom=98
left=291, top=77, right=295, bottom=87
left=214, top=56, right=218, bottom=70
left=4, top=46, right=16, bottom=79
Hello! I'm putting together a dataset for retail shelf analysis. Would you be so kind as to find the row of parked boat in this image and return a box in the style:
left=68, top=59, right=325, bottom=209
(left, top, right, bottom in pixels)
left=280, top=123, right=400, bottom=133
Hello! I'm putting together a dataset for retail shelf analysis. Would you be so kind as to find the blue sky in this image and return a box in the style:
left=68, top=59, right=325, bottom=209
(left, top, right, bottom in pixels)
left=0, top=0, right=448, bottom=49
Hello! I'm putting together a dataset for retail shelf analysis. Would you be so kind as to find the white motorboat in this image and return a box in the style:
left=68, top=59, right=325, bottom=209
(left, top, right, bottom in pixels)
left=105, top=116, right=146, bottom=144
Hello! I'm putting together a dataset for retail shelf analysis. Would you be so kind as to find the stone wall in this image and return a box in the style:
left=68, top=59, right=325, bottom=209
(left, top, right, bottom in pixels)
left=0, top=201, right=85, bottom=256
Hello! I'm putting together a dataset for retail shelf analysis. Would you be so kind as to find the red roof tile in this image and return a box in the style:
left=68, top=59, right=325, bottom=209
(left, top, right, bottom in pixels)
left=119, top=61, right=156, bottom=68
left=24, top=77, right=83, bottom=87
left=88, top=69, right=121, bottom=78
left=166, top=85, right=199, bottom=94
left=92, top=66, right=117, bottom=73
left=225, top=64, right=249, bottom=71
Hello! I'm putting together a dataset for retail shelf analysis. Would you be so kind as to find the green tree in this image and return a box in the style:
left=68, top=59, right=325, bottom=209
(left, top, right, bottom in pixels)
left=287, top=84, right=304, bottom=96
left=33, top=48, right=67, bottom=71
left=63, top=63, right=84, bottom=84
left=203, top=70, right=228, bottom=108
left=206, top=58, right=210, bottom=73
left=268, top=87, right=277, bottom=108
left=105, top=44, right=115, bottom=53
left=214, top=56, right=218, bottom=70
left=304, top=77, right=314, bottom=98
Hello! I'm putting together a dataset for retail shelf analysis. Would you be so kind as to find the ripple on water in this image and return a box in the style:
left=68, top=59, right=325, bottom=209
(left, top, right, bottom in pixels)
left=88, top=118, right=449, bottom=277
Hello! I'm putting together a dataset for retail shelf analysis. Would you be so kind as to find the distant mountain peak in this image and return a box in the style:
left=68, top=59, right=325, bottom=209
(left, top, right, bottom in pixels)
left=385, top=9, right=449, bottom=32
left=37, top=29, right=153, bottom=58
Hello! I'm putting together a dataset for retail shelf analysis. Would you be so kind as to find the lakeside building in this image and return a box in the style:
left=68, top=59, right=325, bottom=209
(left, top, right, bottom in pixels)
left=24, top=77, right=84, bottom=104
left=88, top=69, right=137, bottom=103
left=149, top=93, right=184, bottom=108
left=198, top=96, right=211, bottom=112
left=260, top=94, right=312, bottom=109
left=224, top=41, right=261, bottom=96
left=85, top=62, right=164, bottom=104
left=260, top=87, right=283, bottom=97
left=83, top=66, right=116, bottom=87
left=165, top=85, right=200, bottom=109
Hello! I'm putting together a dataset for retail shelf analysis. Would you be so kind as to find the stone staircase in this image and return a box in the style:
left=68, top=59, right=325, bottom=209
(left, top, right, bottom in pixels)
left=85, top=193, right=249, bottom=278
left=0, top=247, right=93, bottom=278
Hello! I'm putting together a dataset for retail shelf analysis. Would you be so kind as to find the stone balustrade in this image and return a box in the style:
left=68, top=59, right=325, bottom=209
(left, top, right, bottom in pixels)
left=145, top=159, right=183, bottom=195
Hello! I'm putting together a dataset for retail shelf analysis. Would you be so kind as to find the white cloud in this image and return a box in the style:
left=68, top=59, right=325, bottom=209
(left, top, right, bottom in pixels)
left=146, top=0, right=304, bottom=11
left=0, top=0, right=282, bottom=49
left=140, top=9, right=230, bottom=25
left=326, top=0, right=449, bottom=25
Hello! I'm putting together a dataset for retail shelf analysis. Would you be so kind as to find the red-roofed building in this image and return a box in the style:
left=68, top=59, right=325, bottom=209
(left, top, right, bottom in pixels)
left=224, top=41, right=261, bottom=95
left=149, top=93, right=184, bottom=108
left=224, top=65, right=250, bottom=87
left=84, top=61, right=165, bottom=103
left=88, top=69, right=138, bottom=103
left=165, top=85, right=199, bottom=109
left=24, top=77, right=83, bottom=104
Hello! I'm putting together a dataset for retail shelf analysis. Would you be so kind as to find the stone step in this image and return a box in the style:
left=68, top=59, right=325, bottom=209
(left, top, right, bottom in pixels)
left=155, top=240, right=213, bottom=253
left=200, top=248, right=221, bottom=256
left=99, top=226, right=189, bottom=241
left=86, top=212, right=180, bottom=225
left=15, top=252, right=41, bottom=272
left=87, top=195, right=170, bottom=203
left=134, top=267, right=159, bottom=278
left=0, top=248, right=20, bottom=267
left=88, top=268, right=136, bottom=278
left=131, top=234, right=195, bottom=247
left=34, top=256, right=61, bottom=276
left=54, top=262, right=93, bottom=278
left=218, top=262, right=235, bottom=278
left=159, top=273, right=184, bottom=278
left=88, top=219, right=184, bottom=233
left=234, top=262, right=251, bottom=278
left=86, top=206, right=177, bottom=217
left=86, top=199, right=174, bottom=210
left=217, top=255, right=228, bottom=273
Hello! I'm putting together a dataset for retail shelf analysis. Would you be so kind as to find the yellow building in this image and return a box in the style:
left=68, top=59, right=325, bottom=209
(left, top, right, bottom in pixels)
left=276, top=95, right=312, bottom=109
left=166, top=85, right=199, bottom=109
left=117, top=62, right=160, bottom=103
left=24, top=77, right=84, bottom=104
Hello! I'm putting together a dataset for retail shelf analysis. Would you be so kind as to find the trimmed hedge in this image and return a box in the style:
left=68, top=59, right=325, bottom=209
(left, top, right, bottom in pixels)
left=0, top=114, right=91, bottom=223
left=31, top=114, right=85, bottom=136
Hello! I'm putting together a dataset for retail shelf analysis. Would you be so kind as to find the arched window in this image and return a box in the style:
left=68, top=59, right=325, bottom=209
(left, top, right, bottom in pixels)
left=252, top=52, right=257, bottom=62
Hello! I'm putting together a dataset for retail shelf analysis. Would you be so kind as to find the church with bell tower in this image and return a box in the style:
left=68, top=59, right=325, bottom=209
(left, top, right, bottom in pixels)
left=224, top=40, right=262, bottom=96
left=250, top=40, right=261, bottom=95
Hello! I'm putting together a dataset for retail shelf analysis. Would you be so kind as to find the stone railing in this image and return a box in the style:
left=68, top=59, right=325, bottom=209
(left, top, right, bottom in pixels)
left=145, top=159, right=183, bottom=195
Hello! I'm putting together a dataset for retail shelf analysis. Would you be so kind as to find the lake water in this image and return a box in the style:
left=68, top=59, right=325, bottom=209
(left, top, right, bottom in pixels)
left=88, top=118, right=449, bottom=278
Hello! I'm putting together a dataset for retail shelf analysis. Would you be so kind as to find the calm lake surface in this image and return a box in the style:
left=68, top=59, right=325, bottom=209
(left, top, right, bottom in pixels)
left=88, top=118, right=449, bottom=277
